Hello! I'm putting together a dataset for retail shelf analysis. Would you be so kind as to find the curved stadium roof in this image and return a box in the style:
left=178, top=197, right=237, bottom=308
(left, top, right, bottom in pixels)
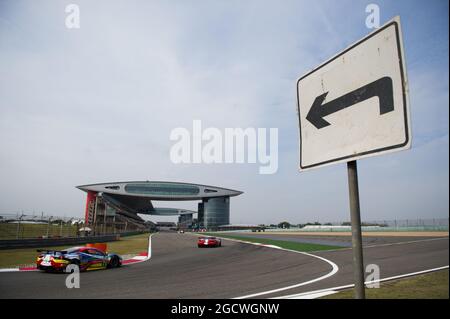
left=77, top=181, right=243, bottom=201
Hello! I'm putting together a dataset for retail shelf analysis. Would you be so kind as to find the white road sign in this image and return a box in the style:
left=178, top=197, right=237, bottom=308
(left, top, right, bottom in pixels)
left=297, top=17, right=411, bottom=171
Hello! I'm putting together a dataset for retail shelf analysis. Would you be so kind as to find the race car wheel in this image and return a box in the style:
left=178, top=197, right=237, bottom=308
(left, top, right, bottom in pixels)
left=109, top=256, right=120, bottom=268
left=70, top=259, right=80, bottom=265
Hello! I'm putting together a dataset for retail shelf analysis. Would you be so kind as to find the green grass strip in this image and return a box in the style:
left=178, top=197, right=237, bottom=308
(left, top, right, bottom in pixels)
left=323, top=269, right=449, bottom=299
left=204, top=232, right=343, bottom=252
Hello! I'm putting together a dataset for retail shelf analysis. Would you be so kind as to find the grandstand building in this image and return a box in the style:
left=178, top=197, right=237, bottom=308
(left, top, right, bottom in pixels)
left=77, top=181, right=243, bottom=233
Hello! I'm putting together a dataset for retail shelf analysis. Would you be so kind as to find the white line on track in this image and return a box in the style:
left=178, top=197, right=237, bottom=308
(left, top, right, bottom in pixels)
left=129, top=232, right=154, bottom=263
left=318, top=236, right=449, bottom=253
left=0, top=268, right=19, bottom=272
left=284, top=290, right=339, bottom=299
left=272, top=265, right=449, bottom=299
left=363, top=236, right=448, bottom=249
left=208, top=236, right=339, bottom=299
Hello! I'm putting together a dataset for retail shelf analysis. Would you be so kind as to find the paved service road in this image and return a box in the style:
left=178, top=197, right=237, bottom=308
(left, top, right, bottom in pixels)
left=0, top=232, right=447, bottom=298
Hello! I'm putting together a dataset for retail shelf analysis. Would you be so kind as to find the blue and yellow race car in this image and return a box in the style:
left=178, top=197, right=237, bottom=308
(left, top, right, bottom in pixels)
left=36, top=246, right=122, bottom=272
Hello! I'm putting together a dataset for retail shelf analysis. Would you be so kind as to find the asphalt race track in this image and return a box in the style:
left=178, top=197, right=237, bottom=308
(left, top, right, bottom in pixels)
left=0, top=232, right=448, bottom=298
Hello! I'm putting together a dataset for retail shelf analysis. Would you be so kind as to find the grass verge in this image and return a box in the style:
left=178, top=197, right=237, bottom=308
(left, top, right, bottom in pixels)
left=204, top=232, right=343, bottom=252
left=323, top=269, right=449, bottom=299
left=0, top=233, right=151, bottom=268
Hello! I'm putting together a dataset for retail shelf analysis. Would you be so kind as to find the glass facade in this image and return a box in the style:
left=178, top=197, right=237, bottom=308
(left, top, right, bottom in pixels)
left=202, top=197, right=230, bottom=229
left=197, top=202, right=204, bottom=228
left=125, top=183, right=200, bottom=196
left=178, top=214, right=193, bottom=229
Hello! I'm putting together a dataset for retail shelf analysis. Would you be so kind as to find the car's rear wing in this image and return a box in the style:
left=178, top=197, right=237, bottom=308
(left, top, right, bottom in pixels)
left=36, top=249, right=68, bottom=254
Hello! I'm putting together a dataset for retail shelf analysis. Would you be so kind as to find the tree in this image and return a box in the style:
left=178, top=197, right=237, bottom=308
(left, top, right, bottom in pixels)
left=341, top=222, right=351, bottom=226
left=278, top=221, right=291, bottom=229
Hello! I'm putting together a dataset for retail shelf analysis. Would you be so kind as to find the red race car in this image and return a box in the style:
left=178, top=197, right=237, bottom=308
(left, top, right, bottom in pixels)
left=197, top=236, right=222, bottom=248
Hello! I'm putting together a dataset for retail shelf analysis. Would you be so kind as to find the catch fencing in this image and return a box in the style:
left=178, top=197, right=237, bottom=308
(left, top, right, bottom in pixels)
left=270, top=218, right=449, bottom=232
left=0, top=213, right=151, bottom=240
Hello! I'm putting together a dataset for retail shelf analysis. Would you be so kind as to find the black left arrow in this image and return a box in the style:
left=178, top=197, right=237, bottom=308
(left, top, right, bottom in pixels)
left=306, top=76, right=394, bottom=129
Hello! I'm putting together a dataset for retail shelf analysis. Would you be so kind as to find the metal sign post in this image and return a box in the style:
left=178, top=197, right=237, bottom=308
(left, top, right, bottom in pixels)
left=347, top=160, right=365, bottom=299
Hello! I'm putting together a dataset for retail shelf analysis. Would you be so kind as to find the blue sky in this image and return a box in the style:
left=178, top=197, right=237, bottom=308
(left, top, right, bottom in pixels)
left=0, top=0, right=448, bottom=224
